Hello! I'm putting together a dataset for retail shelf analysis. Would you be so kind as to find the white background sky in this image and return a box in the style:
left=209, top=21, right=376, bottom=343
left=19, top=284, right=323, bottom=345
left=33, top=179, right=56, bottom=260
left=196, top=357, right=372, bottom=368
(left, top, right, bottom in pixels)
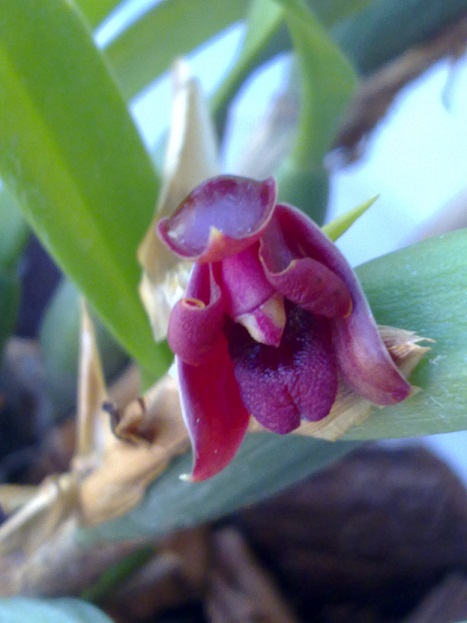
left=99, top=2, right=467, bottom=484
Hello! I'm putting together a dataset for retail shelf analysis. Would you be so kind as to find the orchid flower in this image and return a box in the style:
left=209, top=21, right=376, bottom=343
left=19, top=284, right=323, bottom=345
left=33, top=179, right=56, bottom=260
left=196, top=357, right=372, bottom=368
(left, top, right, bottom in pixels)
left=157, top=175, right=413, bottom=481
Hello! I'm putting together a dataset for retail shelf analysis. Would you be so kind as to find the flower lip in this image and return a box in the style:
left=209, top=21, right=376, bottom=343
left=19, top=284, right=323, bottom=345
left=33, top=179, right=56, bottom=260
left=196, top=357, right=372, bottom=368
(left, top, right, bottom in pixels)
left=157, top=175, right=277, bottom=262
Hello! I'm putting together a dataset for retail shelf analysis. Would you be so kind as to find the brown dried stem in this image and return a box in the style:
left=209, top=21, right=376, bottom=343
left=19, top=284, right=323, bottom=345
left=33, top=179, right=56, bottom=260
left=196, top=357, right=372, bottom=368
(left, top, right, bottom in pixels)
left=334, top=14, right=467, bottom=163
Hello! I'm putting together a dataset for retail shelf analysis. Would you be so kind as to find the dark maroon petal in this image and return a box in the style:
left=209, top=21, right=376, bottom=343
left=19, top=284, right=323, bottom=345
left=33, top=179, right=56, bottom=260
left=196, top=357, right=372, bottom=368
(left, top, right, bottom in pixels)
left=177, top=335, right=250, bottom=481
left=157, top=176, right=277, bottom=262
left=227, top=305, right=338, bottom=433
left=261, top=243, right=352, bottom=318
left=270, top=203, right=411, bottom=405
left=168, top=263, right=225, bottom=365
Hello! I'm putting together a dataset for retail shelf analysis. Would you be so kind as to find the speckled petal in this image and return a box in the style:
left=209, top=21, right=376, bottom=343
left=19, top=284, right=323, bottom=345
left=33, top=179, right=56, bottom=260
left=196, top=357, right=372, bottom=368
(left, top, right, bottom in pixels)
left=271, top=203, right=411, bottom=405
left=168, top=263, right=225, bottom=365
left=157, top=176, right=277, bottom=262
left=177, top=335, right=250, bottom=481
left=227, top=305, right=338, bottom=433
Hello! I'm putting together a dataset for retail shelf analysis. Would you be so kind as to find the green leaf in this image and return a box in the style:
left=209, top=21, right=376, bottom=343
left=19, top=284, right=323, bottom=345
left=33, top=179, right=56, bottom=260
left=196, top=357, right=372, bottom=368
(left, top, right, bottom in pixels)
left=275, top=0, right=357, bottom=168
left=309, top=0, right=372, bottom=25
left=40, top=280, right=128, bottom=419
left=270, top=0, right=356, bottom=222
left=212, top=0, right=287, bottom=134
left=333, top=0, right=467, bottom=76
left=74, top=0, right=123, bottom=28
left=0, top=186, right=26, bottom=357
left=104, top=0, right=250, bottom=100
left=322, top=196, right=378, bottom=240
left=0, top=0, right=171, bottom=376
left=277, top=162, right=330, bottom=224
left=212, top=0, right=372, bottom=134
left=348, top=228, right=467, bottom=439
left=0, top=185, right=28, bottom=269
left=82, top=546, right=154, bottom=604
left=84, top=434, right=360, bottom=542
left=0, top=271, right=20, bottom=356
left=0, top=597, right=114, bottom=622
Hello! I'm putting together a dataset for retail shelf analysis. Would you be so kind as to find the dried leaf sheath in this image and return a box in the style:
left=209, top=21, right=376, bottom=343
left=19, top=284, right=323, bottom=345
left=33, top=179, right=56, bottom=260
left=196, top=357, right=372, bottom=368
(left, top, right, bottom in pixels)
left=138, top=62, right=219, bottom=340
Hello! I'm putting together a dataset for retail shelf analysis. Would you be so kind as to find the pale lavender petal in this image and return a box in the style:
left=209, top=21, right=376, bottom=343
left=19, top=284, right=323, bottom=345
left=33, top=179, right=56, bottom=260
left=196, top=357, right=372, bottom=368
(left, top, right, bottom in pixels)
left=157, top=176, right=277, bottom=262
left=270, top=203, right=411, bottom=405
left=227, top=305, right=338, bottom=432
left=177, top=335, right=250, bottom=481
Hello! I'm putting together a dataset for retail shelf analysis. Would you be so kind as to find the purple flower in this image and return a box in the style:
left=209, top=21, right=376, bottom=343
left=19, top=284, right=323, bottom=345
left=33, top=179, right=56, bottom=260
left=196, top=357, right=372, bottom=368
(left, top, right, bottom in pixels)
left=157, top=175, right=411, bottom=480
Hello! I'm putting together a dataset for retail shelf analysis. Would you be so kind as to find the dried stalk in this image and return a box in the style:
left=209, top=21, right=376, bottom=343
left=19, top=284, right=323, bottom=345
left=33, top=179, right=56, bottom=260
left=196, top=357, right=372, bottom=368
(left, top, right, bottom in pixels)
left=334, top=14, right=467, bottom=162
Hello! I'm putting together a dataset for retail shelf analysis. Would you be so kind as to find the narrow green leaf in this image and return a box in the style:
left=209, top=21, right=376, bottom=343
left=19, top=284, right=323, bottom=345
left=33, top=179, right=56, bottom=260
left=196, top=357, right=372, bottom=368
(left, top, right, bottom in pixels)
left=275, top=0, right=357, bottom=168
left=212, top=0, right=371, bottom=136
left=212, top=0, right=286, bottom=134
left=74, top=0, right=123, bottom=28
left=309, top=0, right=372, bottom=25
left=0, top=0, right=171, bottom=376
left=0, top=186, right=26, bottom=357
left=40, top=280, right=128, bottom=419
left=348, top=228, right=467, bottom=439
left=333, top=0, right=467, bottom=76
left=277, top=162, right=330, bottom=224
left=82, top=546, right=154, bottom=604
left=0, top=597, right=114, bottom=622
left=0, top=185, right=28, bottom=269
left=104, top=0, right=250, bottom=100
left=84, top=435, right=360, bottom=542
left=322, top=196, right=378, bottom=240
left=0, top=271, right=20, bottom=356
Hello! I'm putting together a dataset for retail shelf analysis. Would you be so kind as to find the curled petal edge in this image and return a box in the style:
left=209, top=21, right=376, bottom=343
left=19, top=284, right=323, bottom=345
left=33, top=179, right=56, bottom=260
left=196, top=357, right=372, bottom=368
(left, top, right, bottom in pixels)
left=157, top=176, right=277, bottom=262
left=168, top=264, right=225, bottom=365
left=261, top=253, right=352, bottom=319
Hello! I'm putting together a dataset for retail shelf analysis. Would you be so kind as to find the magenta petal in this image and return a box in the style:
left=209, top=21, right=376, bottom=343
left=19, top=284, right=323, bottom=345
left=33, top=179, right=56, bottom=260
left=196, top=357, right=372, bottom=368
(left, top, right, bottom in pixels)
left=221, top=243, right=276, bottom=317
left=272, top=204, right=411, bottom=405
left=168, top=264, right=225, bottom=365
left=157, top=176, right=277, bottom=262
left=227, top=306, right=338, bottom=433
left=177, top=336, right=250, bottom=481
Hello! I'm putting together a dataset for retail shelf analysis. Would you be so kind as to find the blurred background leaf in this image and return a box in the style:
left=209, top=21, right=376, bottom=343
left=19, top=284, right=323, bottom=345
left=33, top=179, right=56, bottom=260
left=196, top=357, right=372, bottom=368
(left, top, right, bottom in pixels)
left=0, top=0, right=171, bottom=378
left=274, top=0, right=357, bottom=222
left=74, top=0, right=123, bottom=28
left=83, top=435, right=360, bottom=543
left=0, top=186, right=28, bottom=356
left=349, top=227, right=467, bottom=438
left=39, top=280, right=128, bottom=420
left=334, top=0, right=467, bottom=75
left=104, top=0, right=250, bottom=100
left=0, top=597, right=114, bottom=622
